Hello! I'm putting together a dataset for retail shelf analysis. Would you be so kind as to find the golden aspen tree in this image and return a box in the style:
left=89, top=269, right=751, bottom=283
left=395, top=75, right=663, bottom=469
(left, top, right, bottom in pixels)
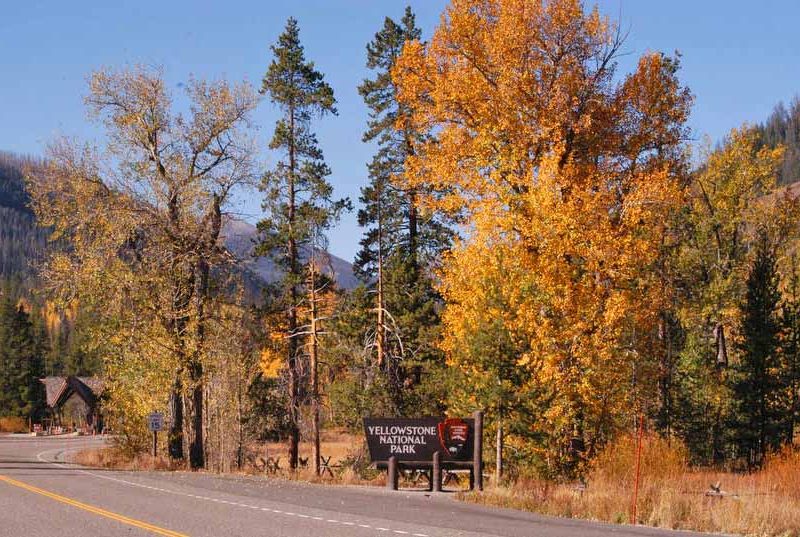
left=393, top=0, right=692, bottom=472
left=27, top=67, right=258, bottom=466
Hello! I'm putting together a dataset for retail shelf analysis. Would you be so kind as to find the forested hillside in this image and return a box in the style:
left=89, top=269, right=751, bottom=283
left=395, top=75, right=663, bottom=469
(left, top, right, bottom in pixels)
left=0, top=152, right=47, bottom=281
left=759, top=98, right=800, bottom=185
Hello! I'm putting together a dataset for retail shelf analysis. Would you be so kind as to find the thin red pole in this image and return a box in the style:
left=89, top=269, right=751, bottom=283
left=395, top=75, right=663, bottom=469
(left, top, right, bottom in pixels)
left=631, top=414, right=645, bottom=525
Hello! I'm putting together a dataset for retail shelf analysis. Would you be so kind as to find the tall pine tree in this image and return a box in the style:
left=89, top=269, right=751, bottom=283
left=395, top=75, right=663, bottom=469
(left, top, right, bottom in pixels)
left=781, top=254, right=800, bottom=444
left=257, top=17, right=347, bottom=469
left=732, top=230, right=786, bottom=467
left=355, top=7, right=451, bottom=413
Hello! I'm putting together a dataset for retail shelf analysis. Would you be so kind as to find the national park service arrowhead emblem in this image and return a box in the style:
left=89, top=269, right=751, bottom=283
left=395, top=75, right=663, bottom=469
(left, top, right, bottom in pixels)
left=438, top=418, right=470, bottom=457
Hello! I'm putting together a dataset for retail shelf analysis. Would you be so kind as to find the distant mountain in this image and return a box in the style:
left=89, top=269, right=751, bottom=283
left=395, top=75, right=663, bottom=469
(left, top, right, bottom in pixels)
left=221, top=218, right=360, bottom=293
left=757, top=97, right=800, bottom=186
left=0, top=150, right=358, bottom=299
left=0, top=152, right=47, bottom=282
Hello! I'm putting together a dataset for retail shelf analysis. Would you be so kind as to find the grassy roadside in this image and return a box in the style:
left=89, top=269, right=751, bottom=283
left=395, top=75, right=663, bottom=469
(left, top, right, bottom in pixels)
left=461, top=435, right=800, bottom=537
left=69, top=429, right=386, bottom=486
left=71, top=443, right=385, bottom=487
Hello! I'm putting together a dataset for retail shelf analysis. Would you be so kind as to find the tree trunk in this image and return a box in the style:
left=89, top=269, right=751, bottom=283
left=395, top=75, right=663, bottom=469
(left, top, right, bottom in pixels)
left=310, top=255, right=321, bottom=476
left=237, top=371, right=244, bottom=469
left=495, top=421, right=503, bottom=483
left=714, top=323, right=728, bottom=368
left=286, top=105, right=300, bottom=471
left=376, top=191, right=385, bottom=370
left=189, top=353, right=205, bottom=469
left=188, top=190, right=218, bottom=470
left=408, top=189, right=418, bottom=270
left=658, top=314, right=674, bottom=437
left=166, top=189, right=192, bottom=462
left=403, top=130, right=419, bottom=272
left=169, top=375, right=184, bottom=459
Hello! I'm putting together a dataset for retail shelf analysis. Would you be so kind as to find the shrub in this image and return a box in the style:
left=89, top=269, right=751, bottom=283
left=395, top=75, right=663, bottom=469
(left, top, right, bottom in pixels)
left=590, top=433, right=689, bottom=486
left=0, top=416, right=28, bottom=433
left=461, top=434, right=800, bottom=536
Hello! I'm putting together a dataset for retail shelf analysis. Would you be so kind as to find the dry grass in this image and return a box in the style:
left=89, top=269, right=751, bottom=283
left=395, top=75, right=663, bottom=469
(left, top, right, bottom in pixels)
left=261, top=429, right=355, bottom=467
left=72, top=446, right=176, bottom=471
left=70, top=429, right=382, bottom=485
left=0, top=416, right=28, bottom=433
left=250, top=429, right=385, bottom=486
left=460, top=435, right=800, bottom=537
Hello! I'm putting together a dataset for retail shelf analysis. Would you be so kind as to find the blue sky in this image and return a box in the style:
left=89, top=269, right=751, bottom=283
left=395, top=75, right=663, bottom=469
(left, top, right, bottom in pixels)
left=2, top=1, right=799, bottom=260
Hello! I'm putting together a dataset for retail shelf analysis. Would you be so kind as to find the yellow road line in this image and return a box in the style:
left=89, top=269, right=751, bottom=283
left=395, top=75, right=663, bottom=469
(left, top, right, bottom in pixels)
left=0, top=474, right=188, bottom=537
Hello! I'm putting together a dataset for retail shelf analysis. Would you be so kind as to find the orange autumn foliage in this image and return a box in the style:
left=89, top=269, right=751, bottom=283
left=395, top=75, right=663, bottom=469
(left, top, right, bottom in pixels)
left=393, top=0, right=692, bottom=466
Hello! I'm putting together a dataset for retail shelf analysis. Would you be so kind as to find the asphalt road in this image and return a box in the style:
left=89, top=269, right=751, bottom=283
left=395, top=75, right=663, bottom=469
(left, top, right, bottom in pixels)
left=0, top=435, right=710, bottom=537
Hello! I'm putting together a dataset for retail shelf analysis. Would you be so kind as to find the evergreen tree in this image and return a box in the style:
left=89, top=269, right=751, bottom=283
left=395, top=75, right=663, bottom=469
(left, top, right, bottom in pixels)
left=62, top=308, right=103, bottom=376
left=257, top=17, right=348, bottom=469
left=356, top=7, right=452, bottom=275
left=354, top=7, right=452, bottom=413
left=0, top=293, right=44, bottom=419
left=356, top=7, right=421, bottom=278
left=731, top=231, right=786, bottom=467
left=780, top=254, right=800, bottom=444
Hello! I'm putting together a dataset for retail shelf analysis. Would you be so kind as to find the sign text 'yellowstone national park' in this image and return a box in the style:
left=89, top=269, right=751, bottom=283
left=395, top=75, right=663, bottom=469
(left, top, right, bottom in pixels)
left=363, top=417, right=475, bottom=462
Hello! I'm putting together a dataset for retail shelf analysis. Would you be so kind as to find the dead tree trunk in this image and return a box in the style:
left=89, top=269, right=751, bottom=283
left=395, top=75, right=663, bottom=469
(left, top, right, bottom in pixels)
left=376, top=193, right=386, bottom=371
left=309, top=254, right=321, bottom=476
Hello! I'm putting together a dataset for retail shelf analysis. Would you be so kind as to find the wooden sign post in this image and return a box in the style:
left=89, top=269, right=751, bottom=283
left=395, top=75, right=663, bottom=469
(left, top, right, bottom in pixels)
left=473, top=410, right=483, bottom=491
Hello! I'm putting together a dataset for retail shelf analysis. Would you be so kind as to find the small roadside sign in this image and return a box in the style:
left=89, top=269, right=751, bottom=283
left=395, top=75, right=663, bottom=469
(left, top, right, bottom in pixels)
left=148, top=412, right=164, bottom=458
left=147, top=412, right=164, bottom=432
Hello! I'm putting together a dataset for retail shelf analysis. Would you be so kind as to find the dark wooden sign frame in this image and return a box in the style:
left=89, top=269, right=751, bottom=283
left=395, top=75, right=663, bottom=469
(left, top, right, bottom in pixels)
left=363, top=410, right=484, bottom=492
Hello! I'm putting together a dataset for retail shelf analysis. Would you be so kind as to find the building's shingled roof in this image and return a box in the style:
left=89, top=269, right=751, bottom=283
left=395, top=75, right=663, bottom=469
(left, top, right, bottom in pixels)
left=77, top=377, right=105, bottom=396
left=39, top=376, right=104, bottom=408
left=40, top=376, right=67, bottom=407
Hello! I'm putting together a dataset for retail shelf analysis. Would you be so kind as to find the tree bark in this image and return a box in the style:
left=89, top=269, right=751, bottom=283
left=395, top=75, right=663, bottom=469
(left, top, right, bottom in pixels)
left=286, top=105, right=300, bottom=471
left=169, top=376, right=184, bottom=459
left=236, top=370, right=244, bottom=469
left=310, top=254, right=321, bottom=476
left=376, top=186, right=386, bottom=370
left=495, top=421, right=503, bottom=483
left=658, top=314, right=673, bottom=437
left=186, top=190, right=221, bottom=470
left=408, top=189, right=418, bottom=271
left=166, top=188, right=192, bottom=462
left=403, top=128, right=419, bottom=273
left=189, top=256, right=208, bottom=470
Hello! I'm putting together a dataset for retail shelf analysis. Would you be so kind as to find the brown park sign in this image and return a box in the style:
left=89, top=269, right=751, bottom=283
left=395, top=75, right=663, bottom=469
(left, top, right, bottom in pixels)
left=363, top=417, right=475, bottom=462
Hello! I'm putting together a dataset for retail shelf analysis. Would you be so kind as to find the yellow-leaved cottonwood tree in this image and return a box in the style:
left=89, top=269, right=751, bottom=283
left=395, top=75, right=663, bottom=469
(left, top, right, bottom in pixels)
left=393, top=0, right=693, bottom=473
left=27, top=66, right=258, bottom=468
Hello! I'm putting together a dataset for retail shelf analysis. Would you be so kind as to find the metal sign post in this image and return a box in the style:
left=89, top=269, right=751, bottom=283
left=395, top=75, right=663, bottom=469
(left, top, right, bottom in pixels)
left=147, top=412, right=164, bottom=458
